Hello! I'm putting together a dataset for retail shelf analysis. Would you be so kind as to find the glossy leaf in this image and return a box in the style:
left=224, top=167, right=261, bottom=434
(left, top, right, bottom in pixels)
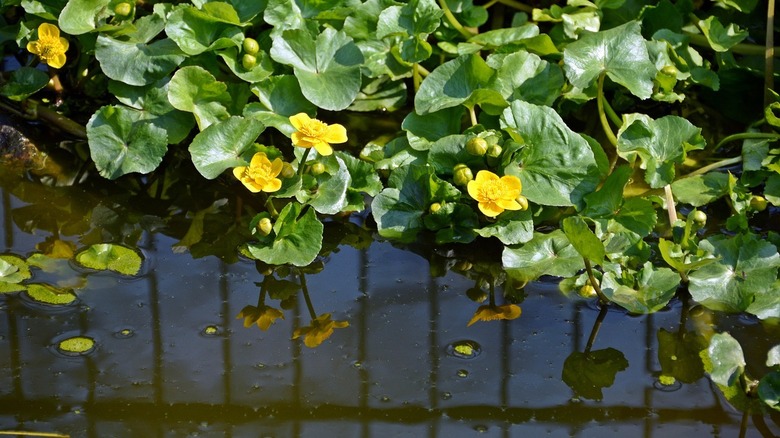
left=475, top=209, right=533, bottom=245
left=25, top=283, right=77, bottom=305
left=245, top=202, right=324, bottom=266
left=501, top=100, right=600, bottom=207
left=58, top=0, right=110, bottom=34
left=296, top=155, right=351, bottom=215
left=95, top=35, right=186, bottom=87
left=698, top=16, right=747, bottom=52
left=706, top=332, right=745, bottom=387
left=601, top=262, right=680, bottom=314
left=562, top=216, right=605, bottom=265
left=671, top=172, right=729, bottom=207
left=402, top=107, right=464, bottom=151
left=0, top=255, right=31, bottom=284
left=502, top=230, right=585, bottom=281
left=563, top=21, right=655, bottom=99
left=75, top=243, right=143, bottom=275
left=0, top=67, right=48, bottom=100
left=168, top=66, right=232, bottom=130
left=165, top=4, right=243, bottom=56
left=488, top=51, right=563, bottom=107
left=189, top=116, right=266, bottom=179
left=759, top=372, right=780, bottom=411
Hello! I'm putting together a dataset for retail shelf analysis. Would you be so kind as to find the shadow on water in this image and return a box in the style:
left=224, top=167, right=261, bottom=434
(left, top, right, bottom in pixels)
left=0, top=125, right=779, bottom=437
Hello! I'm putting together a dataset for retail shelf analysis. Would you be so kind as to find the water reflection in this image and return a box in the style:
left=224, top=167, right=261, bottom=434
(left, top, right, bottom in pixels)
left=1, top=167, right=779, bottom=437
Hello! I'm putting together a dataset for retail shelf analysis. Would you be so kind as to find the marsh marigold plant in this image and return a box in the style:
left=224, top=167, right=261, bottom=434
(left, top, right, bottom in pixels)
left=237, top=305, right=284, bottom=330
left=467, top=170, right=524, bottom=217
left=233, top=152, right=283, bottom=193
left=27, top=23, right=69, bottom=69
left=293, top=313, right=349, bottom=348
left=290, top=113, right=347, bottom=156
left=467, top=303, right=521, bottom=326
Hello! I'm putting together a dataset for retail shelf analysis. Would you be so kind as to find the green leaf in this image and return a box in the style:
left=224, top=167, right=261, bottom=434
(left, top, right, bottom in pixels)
left=501, top=100, right=601, bottom=207
left=0, top=67, right=49, bottom=101
left=245, top=202, right=324, bottom=266
left=95, top=35, right=186, bottom=87
left=165, top=4, right=243, bottom=56
left=168, top=66, right=232, bottom=130
left=25, top=283, right=77, bottom=305
left=502, top=230, right=585, bottom=281
left=562, top=348, right=629, bottom=400
left=714, top=0, right=758, bottom=12
left=657, top=328, right=707, bottom=384
left=766, top=174, right=780, bottom=207
left=377, top=0, right=442, bottom=37
left=767, top=345, right=780, bottom=367
left=582, top=165, right=632, bottom=218
left=401, top=107, right=464, bottom=151
left=57, top=336, right=95, bottom=354
left=601, top=262, right=680, bottom=313
left=563, top=21, right=656, bottom=99
left=75, top=243, right=143, bottom=275
left=467, top=24, right=539, bottom=48
left=698, top=16, right=748, bottom=52
left=488, top=51, right=564, bottom=107
left=218, top=46, right=275, bottom=84
left=689, top=233, right=780, bottom=316
left=759, top=372, right=780, bottom=411
left=415, top=54, right=507, bottom=115
left=337, top=151, right=383, bottom=197
left=617, top=114, right=704, bottom=188
left=706, top=332, right=745, bottom=387
left=671, top=172, right=729, bottom=207
left=270, top=27, right=363, bottom=111
left=562, top=216, right=605, bottom=265
left=86, top=105, right=169, bottom=179
left=0, top=255, right=31, bottom=284
left=296, top=155, right=351, bottom=215
left=189, top=116, right=266, bottom=179
left=58, top=0, right=111, bottom=34
left=475, top=209, right=533, bottom=245
left=427, top=134, right=485, bottom=175
left=747, top=280, right=780, bottom=320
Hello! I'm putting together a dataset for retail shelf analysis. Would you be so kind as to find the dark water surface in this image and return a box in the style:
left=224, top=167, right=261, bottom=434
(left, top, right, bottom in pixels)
left=1, top=163, right=779, bottom=438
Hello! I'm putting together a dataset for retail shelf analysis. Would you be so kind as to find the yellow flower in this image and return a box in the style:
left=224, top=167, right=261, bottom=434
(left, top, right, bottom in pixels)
left=233, top=152, right=283, bottom=193
left=467, top=303, right=521, bottom=327
left=467, top=170, right=523, bottom=217
left=293, top=313, right=349, bottom=348
left=26, top=23, right=69, bottom=69
left=289, top=113, right=347, bottom=156
left=237, top=305, right=284, bottom=330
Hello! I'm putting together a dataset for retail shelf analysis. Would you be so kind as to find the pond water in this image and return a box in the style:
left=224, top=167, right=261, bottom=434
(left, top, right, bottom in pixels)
left=1, top=145, right=779, bottom=437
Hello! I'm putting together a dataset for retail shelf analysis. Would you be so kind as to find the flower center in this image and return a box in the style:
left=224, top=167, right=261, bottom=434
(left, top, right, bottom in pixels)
left=479, top=180, right=504, bottom=201
left=38, top=36, right=64, bottom=59
left=300, top=119, right=327, bottom=137
left=247, top=162, right=273, bottom=181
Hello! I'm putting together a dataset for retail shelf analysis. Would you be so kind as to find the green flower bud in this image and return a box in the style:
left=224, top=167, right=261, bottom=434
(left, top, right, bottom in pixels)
left=690, top=210, right=707, bottom=226
left=660, top=65, right=678, bottom=77
left=516, top=194, right=529, bottom=211
left=242, top=37, right=260, bottom=55
left=465, top=137, right=488, bottom=156
left=280, top=162, right=295, bottom=178
left=429, top=202, right=442, bottom=214
left=750, top=195, right=768, bottom=212
left=113, top=2, right=132, bottom=16
left=310, top=162, right=326, bottom=175
left=453, top=163, right=474, bottom=186
left=241, top=54, right=257, bottom=70
left=257, top=217, right=273, bottom=236
left=486, top=144, right=502, bottom=158
left=578, top=284, right=597, bottom=298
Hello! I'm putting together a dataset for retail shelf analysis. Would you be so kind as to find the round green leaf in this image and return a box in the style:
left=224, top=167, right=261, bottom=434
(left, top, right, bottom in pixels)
left=706, top=332, right=746, bottom=387
left=601, top=262, right=680, bottom=314
left=0, top=255, right=31, bottom=284
left=25, top=283, right=77, bottom=305
left=1, top=67, right=49, bottom=101
left=58, top=0, right=111, bottom=35
left=296, top=155, right=351, bottom=215
left=245, top=202, right=324, bottom=266
left=57, top=336, right=95, bottom=354
left=75, top=243, right=143, bottom=275
left=86, top=105, right=169, bottom=179
left=165, top=4, right=243, bottom=56
left=502, top=230, right=585, bottom=282
left=95, top=35, right=186, bottom=86
left=188, top=116, right=265, bottom=180
left=168, top=66, right=232, bottom=130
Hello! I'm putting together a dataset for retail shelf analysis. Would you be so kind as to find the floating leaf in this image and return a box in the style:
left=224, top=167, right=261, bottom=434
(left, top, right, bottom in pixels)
left=57, top=336, right=96, bottom=355
left=706, top=332, right=745, bottom=387
left=0, top=255, right=31, bottom=284
left=245, top=202, right=324, bottom=266
left=563, top=21, right=656, bottom=99
left=25, top=283, right=77, bottom=305
left=501, top=100, right=600, bottom=207
left=75, top=243, right=143, bottom=275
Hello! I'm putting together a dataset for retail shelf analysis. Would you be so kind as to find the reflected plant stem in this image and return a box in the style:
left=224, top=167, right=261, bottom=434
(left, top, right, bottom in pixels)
left=597, top=73, right=619, bottom=174
left=0, top=433, right=70, bottom=437
left=583, top=258, right=608, bottom=305
left=664, top=184, right=678, bottom=226
left=488, top=280, right=496, bottom=307
left=300, top=273, right=317, bottom=320
left=438, top=0, right=477, bottom=39
left=739, top=407, right=749, bottom=438
left=584, top=304, right=608, bottom=355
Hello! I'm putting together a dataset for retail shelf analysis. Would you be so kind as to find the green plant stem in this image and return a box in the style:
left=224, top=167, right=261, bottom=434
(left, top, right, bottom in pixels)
left=495, top=0, right=533, bottom=13
left=714, top=132, right=780, bottom=150
left=686, top=32, right=780, bottom=57
left=603, top=97, right=622, bottom=128
left=438, top=0, right=477, bottom=39
left=766, top=0, right=776, bottom=108
left=680, top=156, right=743, bottom=179
left=597, top=73, right=620, bottom=173
left=413, top=63, right=423, bottom=92
left=416, top=64, right=430, bottom=77
left=583, top=258, right=609, bottom=305
left=664, top=184, right=678, bottom=226
left=297, top=148, right=311, bottom=176
left=468, top=106, right=478, bottom=126
left=483, top=0, right=499, bottom=8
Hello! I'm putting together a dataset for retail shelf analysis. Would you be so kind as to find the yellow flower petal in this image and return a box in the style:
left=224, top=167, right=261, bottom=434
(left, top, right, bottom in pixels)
left=323, top=124, right=348, bottom=144
left=313, top=141, right=333, bottom=156
left=26, top=42, right=40, bottom=56
left=467, top=304, right=521, bottom=326
left=48, top=53, right=67, bottom=69
left=477, top=201, right=504, bottom=217
left=289, top=113, right=311, bottom=130
left=38, top=23, right=60, bottom=39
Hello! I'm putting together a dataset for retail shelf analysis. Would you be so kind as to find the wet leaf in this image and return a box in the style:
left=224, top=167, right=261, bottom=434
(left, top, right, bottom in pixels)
left=189, top=116, right=266, bottom=179
left=706, top=332, right=745, bottom=387
left=601, top=262, right=680, bottom=314
left=562, top=216, right=605, bottom=265
left=501, top=100, right=600, bottom=207
left=562, top=348, right=629, bottom=400
left=502, top=230, right=585, bottom=281
left=245, top=202, right=324, bottom=266
left=75, top=243, right=143, bottom=275
left=0, top=67, right=49, bottom=101
left=25, top=283, right=77, bottom=305
left=563, top=21, right=656, bottom=99
left=759, top=372, right=780, bottom=411
left=58, top=336, right=96, bottom=354
left=95, top=35, right=186, bottom=86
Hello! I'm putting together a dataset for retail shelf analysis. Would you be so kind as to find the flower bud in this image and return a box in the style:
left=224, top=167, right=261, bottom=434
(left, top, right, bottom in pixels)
left=660, top=65, right=678, bottom=77
left=750, top=195, right=768, bottom=212
left=516, top=194, right=529, bottom=211
left=453, top=163, right=473, bottom=186
left=429, top=202, right=442, bottom=214
left=241, top=54, right=257, bottom=70
left=486, top=144, right=502, bottom=159
left=243, top=37, right=260, bottom=55
left=257, top=217, right=273, bottom=236
left=280, top=162, right=295, bottom=178
left=113, top=2, right=132, bottom=16
left=578, top=284, right=597, bottom=298
left=465, top=137, right=488, bottom=156
left=310, top=162, right=326, bottom=175
left=690, top=210, right=707, bottom=226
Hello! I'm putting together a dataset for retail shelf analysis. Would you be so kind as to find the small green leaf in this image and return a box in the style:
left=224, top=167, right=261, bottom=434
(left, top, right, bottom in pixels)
left=25, top=283, right=77, bottom=305
left=698, top=16, right=748, bottom=52
left=0, top=67, right=49, bottom=101
left=563, top=21, right=656, bottom=99
left=58, top=0, right=111, bottom=34
left=296, top=155, right=351, bottom=215
left=475, top=209, right=533, bottom=245
left=165, top=4, right=243, bottom=56
left=57, top=336, right=96, bottom=354
left=189, top=116, right=266, bottom=179
left=706, top=332, right=745, bottom=387
left=601, top=262, right=680, bottom=313
left=86, top=105, right=169, bottom=179
left=759, top=372, right=780, bottom=411
left=168, top=66, right=232, bottom=130
left=562, top=216, right=605, bottom=265
left=0, top=255, right=31, bottom=284
left=75, top=243, right=143, bottom=275
left=245, top=202, right=324, bottom=266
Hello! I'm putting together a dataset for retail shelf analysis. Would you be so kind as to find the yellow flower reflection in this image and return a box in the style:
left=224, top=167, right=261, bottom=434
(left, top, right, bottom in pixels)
left=467, top=170, right=523, bottom=217
left=293, top=313, right=349, bottom=348
left=467, top=303, right=521, bottom=326
left=237, top=305, right=284, bottom=330
left=233, top=152, right=283, bottom=193
left=289, top=113, right=347, bottom=156
left=26, top=23, right=69, bottom=69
